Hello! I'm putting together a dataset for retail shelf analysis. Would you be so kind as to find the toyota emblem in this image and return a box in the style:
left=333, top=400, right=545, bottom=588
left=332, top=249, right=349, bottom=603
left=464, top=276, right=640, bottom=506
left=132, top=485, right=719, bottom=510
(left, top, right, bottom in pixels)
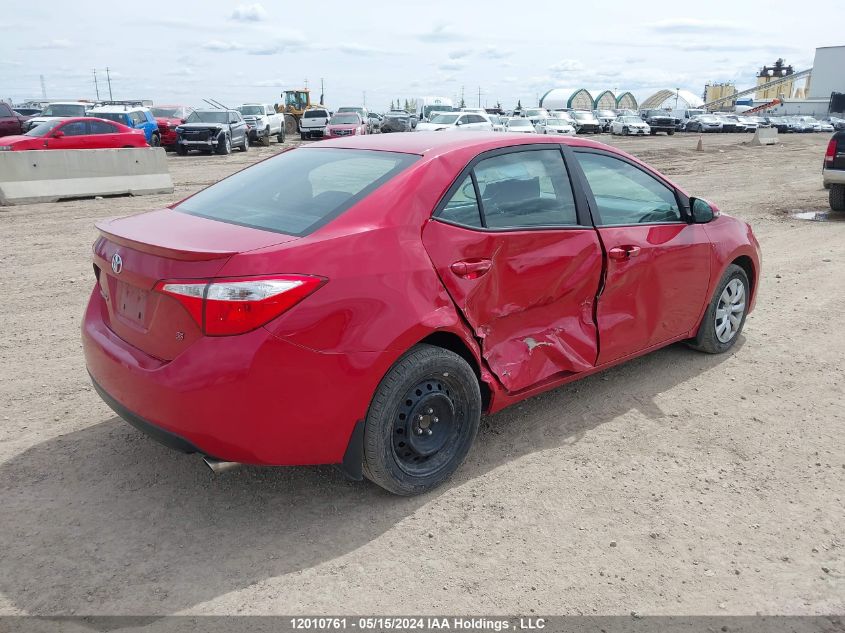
left=111, top=253, right=123, bottom=274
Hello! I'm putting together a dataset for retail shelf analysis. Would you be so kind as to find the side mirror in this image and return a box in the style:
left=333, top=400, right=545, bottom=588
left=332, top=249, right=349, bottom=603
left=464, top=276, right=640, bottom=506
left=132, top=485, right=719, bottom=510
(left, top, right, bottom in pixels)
left=455, top=120, right=462, bottom=126
left=690, top=197, right=716, bottom=223
left=52, top=130, right=65, bottom=138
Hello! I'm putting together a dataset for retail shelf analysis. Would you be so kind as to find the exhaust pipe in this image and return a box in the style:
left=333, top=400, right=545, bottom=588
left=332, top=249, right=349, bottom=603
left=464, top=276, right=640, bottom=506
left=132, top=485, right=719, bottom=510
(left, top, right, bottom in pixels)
left=203, top=456, right=240, bottom=474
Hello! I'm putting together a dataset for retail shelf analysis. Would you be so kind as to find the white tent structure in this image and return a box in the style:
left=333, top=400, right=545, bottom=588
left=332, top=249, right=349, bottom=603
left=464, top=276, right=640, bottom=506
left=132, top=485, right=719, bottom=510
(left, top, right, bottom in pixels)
left=640, top=89, right=704, bottom=110
left=539, top=88, right=639, bottom=110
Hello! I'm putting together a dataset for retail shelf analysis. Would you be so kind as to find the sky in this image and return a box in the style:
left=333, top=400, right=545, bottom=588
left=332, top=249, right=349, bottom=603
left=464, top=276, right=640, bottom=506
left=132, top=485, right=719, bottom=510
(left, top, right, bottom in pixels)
left=0, top=0, right=841, bottom=111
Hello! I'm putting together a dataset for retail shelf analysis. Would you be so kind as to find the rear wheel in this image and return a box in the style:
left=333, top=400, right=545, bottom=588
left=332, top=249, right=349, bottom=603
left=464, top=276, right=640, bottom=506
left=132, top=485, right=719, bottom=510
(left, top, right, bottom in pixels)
left=176, top=144, right=188, bottom=156
left=150, top=132, right=161, bottom=147
left=260, top=127, right=271, bottom=146
left=239, top=134, right=249, bottom=152
left=688, top=264, right=749, bottom=354
left=300, top=132, right=307, bottom=140
left=829, top=184, right=845, bottom=211
left=622, top=126, right=629, bottom=136
left=668, top=130, right=675, bottom=136
left=277, top=128, right=285, bottom=143
left=285, top=114, right=298, bottom=136
left=363, top=345, right=481, bottom=495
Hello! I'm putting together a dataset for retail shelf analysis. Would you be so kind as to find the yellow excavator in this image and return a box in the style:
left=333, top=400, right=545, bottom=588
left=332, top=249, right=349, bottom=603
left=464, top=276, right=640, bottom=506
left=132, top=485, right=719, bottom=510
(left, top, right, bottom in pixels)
left=276, top=89, right=321, bottom=136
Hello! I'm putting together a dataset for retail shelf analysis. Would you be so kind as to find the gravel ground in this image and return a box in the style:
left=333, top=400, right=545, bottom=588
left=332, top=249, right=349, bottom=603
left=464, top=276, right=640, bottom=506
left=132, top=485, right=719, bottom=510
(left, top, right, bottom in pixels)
left=0, top=132, right=842, bottom=616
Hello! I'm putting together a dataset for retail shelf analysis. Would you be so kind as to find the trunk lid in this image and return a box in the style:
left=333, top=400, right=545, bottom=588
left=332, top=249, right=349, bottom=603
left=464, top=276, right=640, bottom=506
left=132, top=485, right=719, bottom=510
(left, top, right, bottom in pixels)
left=93, top=209, right=298, bottom=360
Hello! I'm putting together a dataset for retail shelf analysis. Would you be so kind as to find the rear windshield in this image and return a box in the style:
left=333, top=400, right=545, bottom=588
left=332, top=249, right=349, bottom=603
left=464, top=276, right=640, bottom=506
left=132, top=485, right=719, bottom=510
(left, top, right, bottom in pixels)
left=176, top=148, right=419, bottom=236
left=90, top=112, right=127, bottom=124
left=304, top=110, right=329, bottom=118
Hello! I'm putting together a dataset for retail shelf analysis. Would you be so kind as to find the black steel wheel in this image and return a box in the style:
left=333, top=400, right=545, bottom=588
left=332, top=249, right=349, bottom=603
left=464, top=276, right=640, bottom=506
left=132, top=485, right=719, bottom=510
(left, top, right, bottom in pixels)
left=363, top=344, right=481, bottom=495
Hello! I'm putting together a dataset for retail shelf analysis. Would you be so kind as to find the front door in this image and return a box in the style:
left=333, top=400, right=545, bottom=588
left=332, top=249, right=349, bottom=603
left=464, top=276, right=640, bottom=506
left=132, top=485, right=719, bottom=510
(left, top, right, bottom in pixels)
left=572, top=149, right=712, bottom=365
left=422, top=146, right=604, bottom=393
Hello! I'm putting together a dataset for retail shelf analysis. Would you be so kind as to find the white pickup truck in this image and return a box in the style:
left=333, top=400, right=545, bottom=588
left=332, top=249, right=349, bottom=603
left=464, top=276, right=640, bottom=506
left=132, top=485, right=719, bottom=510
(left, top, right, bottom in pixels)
left=300, top=108, right=331, bottom=140
left=237, top=103, right=285, bottom=145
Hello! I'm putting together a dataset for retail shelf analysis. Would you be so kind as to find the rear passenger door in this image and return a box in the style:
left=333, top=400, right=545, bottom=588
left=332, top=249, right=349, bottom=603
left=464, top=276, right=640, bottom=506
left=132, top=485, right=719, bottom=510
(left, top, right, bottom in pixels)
left=571, top=149, right=711, bottom=364
left=422, top=145, right=604, bottom=393
left=87, top=119, right=123, bottom=148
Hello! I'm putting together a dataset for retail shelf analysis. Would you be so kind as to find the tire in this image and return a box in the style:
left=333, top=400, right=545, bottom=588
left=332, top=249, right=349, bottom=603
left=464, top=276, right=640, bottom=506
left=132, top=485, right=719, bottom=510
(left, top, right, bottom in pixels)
left=830, top=184, right=845, bottom=212
left=300, top=132, right=307, bottom=140
left=649, top=130, right=656, bottom=135
left=622, top=126, right=629, bottom=136
left=668, top=130, right=675, bottom=136
left=176, top=144, right=188, bottom=156
left=688, top=264, right=750, bottom=354
left=260, top=128, right=270, bottom=147
left=150, top=133, right=161, bottom=147
left=239, top=134, right=249, bottom=152
left=216, top=133, right=231, bottom=155
left=362, top=344, right=482, bottom=495
left=277, top=129, right=285, bottom=143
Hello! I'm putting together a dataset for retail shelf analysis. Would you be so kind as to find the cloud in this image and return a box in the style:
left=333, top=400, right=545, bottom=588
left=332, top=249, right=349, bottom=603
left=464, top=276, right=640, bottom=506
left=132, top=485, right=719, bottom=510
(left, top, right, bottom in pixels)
left=439, top=60, right=466, bottom=72
left=481, top=46, right=512, bottom=60
left=0, top=60, right=22, bottom=66
left=31, top=39, right=74, bottom=50
left=335, top=43, right=384, bottom=56
left=549, top=59, right=585, bottom=75
left=647, top=18, right=745, bottom=34
left=419, top=23, right=461, bottom=43
left=253, top=79, right=286, bottom=88
left=247, top=32, right=307, bottom=55
left=448, top=49, right=472, bottom=60
left=202, top=40, right=244, bottom=52
left=230, top=3, right=268, bottom=22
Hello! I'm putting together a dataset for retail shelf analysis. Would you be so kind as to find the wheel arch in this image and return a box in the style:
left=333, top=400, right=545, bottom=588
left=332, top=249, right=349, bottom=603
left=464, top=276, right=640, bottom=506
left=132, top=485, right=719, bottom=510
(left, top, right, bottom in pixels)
left=731, top=254, right=756, bottom=301
left=416, top=330, right=493, bottom=411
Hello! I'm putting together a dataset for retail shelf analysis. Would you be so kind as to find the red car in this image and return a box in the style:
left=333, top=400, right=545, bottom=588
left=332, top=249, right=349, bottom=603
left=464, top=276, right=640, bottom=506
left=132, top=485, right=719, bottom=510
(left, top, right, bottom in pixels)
left=150, top=105, right=193, bottom=150
left=0, top=117, right=148, bottom=151
left=83, top=133, right=761, bottom=494
left=0, top=102, right=30, bottom=137
left=323, top=112, right=368, bottom=139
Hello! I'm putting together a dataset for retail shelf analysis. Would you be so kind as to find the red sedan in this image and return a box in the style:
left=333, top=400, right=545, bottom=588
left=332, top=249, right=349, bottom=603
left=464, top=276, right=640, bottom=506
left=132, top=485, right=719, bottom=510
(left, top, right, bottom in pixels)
left=150, top=105, right=193, bottom=150
left=323, top=112, right=368, bottom=139
left=0, top=117, right=147, bottom=151
left=83, top=133, right=761, bottom=494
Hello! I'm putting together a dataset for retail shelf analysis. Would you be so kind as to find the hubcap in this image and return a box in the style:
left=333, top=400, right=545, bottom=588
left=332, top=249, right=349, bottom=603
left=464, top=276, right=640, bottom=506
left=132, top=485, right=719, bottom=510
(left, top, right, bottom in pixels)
left=392, top=378, right=462, bottom=475
left=715, top=278, right=746, bottom=343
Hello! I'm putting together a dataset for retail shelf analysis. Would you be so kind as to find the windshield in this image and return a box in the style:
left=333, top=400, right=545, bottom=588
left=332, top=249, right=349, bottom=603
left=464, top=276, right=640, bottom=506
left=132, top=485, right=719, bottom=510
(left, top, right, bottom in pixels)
left=430, top=114, right=460, bottom=124
left=151, top=107, right=184, bottom=118
left=329, top=114, right=360, bottom=125
left=572, top=111, right=593, bottom=120
left=40, top=104, right=86, bottom=117
left=621, top=116, right=641, bottom=123
left=596, top=110, right=616, bottom=118
left=186, top=111, right=229, bottom=124
left=524, top=109, right=547, bottom=117
left=423, top=105, right=453, bottom=118
left=177, top=148, right=419, bottom=236
left=508, top=119, right=531, bottom=127
left=698, top=115, right=718, bottom=122
left=90, top=112, right=127, bottom=124
left=338, top=107, right=364, bottom=115
left=238, top=106, right=264, bottom=116
left=24, top=119, right=64, bottom=137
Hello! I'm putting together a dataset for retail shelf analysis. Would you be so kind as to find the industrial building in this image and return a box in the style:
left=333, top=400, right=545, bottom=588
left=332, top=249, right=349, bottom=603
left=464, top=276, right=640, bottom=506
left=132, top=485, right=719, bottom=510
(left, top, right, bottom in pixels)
left=704, top=83, right=737, bottom=110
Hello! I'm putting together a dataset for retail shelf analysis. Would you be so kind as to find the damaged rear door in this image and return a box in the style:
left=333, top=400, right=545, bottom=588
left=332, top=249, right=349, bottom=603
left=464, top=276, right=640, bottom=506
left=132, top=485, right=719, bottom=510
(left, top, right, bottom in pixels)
left=422, top=145, right=603, bottom=393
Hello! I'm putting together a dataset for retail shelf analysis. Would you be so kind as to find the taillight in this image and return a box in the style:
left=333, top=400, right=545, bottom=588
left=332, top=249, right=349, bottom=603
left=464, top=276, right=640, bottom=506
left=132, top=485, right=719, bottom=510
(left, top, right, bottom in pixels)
left=825, top=139, right=836, bottom=167
left=154, top=274, right=325, bottom=336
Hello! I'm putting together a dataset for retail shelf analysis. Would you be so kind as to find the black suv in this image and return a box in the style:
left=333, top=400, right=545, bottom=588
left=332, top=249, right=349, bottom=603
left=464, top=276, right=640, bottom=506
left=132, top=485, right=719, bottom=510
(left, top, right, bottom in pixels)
left=825, top=130, right=845, bottom=211
left=175, top=109, right=248, bottom=155
left=640, top=109, right=675, bottom=135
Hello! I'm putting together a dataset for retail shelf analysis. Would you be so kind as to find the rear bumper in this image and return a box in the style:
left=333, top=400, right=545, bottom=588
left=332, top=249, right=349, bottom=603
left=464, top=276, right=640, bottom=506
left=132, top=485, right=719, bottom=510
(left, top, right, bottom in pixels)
left=823, top=168, right=845, bottom=185
left=82, top=288, right=382, bottom=466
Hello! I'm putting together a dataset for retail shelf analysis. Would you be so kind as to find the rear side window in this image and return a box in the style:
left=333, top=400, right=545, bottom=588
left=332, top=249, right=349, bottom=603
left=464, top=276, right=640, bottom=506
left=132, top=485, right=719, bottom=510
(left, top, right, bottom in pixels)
left=89, top=120, right=118, bottom=134
left=177, top=148, right=419, bottom=236
left=0, top=103, right=12, bottom=117
left=440, top=175, right=482, bottom=227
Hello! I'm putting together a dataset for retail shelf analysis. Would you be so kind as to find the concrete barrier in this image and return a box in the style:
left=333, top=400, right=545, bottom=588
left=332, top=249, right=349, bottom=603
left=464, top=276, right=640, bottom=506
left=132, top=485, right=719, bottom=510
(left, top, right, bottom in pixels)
left=751, top=127, right=779, bottom=146
left=0, top=148, right=173, bottom=206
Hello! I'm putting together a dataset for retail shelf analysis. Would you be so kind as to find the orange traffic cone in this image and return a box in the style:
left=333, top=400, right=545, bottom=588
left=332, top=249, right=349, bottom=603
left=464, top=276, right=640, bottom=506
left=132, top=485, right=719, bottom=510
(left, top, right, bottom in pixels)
left=696, top=135, right=703, bottom=152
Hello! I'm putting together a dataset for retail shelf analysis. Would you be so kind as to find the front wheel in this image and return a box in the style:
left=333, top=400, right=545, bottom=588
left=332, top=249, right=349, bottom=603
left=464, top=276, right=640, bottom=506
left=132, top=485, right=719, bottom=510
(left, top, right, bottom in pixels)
left=216, top=133, right=231, bottom=155
left=260, top=128, right=271, bottom=146
left=622, top=126, right=629, bottom=135
left=176, top=144, right=188, bottom=156
left=363, top=345, right=481, bottom=495
left=668, top=130, right=675, bottom=136
left=150, top=133, right=161, bottom=147
left=688, top=264, right=750, bottom=354
left=239, top=135, right=249, bottom=152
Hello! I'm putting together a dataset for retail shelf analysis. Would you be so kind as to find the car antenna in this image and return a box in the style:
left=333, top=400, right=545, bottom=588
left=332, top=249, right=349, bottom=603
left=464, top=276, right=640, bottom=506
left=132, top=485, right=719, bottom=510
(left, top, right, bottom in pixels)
left=202, top=99, right=220, bottom=109
left=209, top=98, right=229, bottom=110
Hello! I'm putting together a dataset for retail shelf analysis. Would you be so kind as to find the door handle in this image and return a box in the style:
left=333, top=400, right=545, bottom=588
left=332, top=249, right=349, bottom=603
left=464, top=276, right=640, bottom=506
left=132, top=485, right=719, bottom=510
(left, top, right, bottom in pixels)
left=450, top=259, right=492, bottom=279
left=608, top=245, right=642, bottom=260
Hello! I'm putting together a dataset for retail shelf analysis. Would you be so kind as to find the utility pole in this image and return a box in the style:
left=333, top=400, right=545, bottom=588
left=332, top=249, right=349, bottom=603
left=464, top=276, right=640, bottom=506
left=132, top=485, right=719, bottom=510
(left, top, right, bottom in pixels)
left=477, top=86, right=482, bottom=108
left=39, top=75, right=47, bottom=99
left=93, top=69, right=100, bottom=100
left=320, top=78, right=325, bottom=105
left=675, top=87, right=680, bottom=109
left=105, top=67, right=113, bottom=100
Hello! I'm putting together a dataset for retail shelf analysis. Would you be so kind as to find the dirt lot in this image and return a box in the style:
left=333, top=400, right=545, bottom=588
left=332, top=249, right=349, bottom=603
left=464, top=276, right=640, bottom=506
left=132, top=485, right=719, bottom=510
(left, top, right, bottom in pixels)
left=0, top=132, right=842, bottom=616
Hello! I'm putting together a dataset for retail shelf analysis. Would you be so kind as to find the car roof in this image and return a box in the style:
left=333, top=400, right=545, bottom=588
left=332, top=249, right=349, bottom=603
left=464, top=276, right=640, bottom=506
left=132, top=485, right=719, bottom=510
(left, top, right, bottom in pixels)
left=311, top=131, right=612, bottom=157
left=89, top=105, right=147, bottom=113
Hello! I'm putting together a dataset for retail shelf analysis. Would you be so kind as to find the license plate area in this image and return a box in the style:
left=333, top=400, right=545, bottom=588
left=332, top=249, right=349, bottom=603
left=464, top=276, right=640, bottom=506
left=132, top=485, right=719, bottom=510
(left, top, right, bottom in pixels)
left=117, top=281, right=149, bottom=328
